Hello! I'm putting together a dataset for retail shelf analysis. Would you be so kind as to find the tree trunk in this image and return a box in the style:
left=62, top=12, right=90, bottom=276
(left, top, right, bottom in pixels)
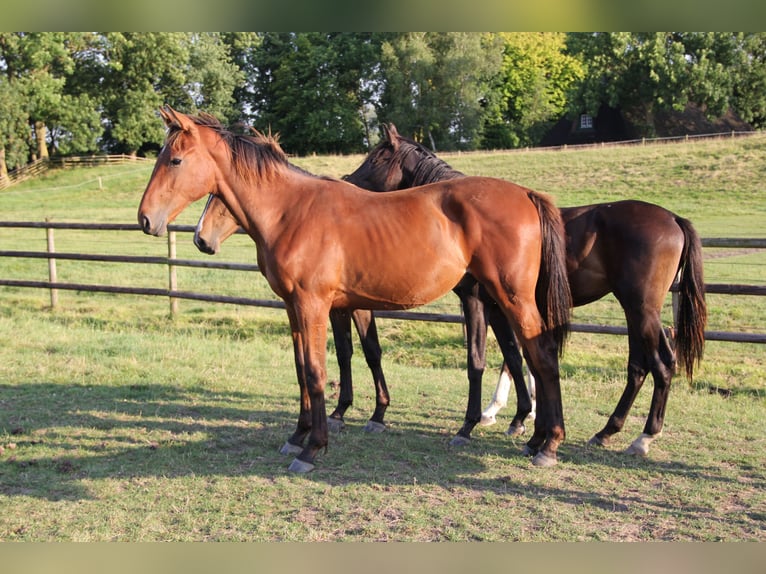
left=428, top=130, right=437, bottom=152
left=0, top=146, right=8, bottom=182
left=35, top=120, right=49, bottom=160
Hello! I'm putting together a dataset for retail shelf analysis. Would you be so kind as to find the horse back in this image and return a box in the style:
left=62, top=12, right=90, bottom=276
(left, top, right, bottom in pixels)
left=562, top=200, right=686, bottom=307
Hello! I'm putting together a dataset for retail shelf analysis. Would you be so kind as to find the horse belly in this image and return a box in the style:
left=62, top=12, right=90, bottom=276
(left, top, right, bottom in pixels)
left=334, top=203, right=470, bottom=309
left=338, top=252, right=467, bottom=311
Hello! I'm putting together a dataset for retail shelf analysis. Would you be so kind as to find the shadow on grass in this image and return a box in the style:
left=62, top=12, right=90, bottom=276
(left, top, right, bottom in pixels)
left=2, top=376, right=763, bottom=526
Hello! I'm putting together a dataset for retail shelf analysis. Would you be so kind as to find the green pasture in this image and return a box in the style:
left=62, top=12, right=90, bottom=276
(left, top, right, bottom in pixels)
left=0, top=134, right=764, bottom=541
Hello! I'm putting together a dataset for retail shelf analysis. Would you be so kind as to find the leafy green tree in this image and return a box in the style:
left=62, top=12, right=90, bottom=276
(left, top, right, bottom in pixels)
left=731, top=33, right=766, bottom=127
left=184, top=33, right=245, bottom=122
left=377, top=32, right=501, bottom=151
left=0, top=32, right=101, bottom=164
left=481, top=33, right=584, bottom=148
left=98, top=33, right=243, bottom=155
left=0, top=76, right=28, bottom=177
left=220, top=32, right=262, bottom=122
left=566, top=32, right=766, bottom=135
left=246, top=33, right=380, bottom=155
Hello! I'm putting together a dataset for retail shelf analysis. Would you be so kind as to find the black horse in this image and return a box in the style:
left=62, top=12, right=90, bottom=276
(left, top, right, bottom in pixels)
left=345, top=123, right=707, bottom=457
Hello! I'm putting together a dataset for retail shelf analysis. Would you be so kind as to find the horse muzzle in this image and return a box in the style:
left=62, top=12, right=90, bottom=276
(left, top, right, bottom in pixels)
left=193, top=231, right=218, bottom=255
left=138, top=212, right=167, bottom=237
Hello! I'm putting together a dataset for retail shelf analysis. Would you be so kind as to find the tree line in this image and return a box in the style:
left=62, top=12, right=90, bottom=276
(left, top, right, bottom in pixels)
left=2, top=32, right=765, bottom=178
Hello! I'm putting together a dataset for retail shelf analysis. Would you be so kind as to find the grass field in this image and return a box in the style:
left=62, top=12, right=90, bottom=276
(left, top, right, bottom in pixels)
left=0, top=134, right=765, bottom=541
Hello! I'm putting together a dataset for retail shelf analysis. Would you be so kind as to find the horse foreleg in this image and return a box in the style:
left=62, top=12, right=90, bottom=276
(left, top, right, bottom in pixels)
left=351, top=310, right=390, bottom=433
left=284, top=301, right=330, bottom=473
left=281, top=310, right=312, bottom=456
left=450, top=280, right=489, bottom=446
left=327, top=309, right=354, bottom=432
left=483, top=302, right=532, bottom=436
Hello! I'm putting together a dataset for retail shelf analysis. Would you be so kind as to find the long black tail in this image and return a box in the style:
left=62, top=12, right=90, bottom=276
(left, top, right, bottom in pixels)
left=675, top=216, right=707, bottom=379
left=528, top=191, right=572, bottom=354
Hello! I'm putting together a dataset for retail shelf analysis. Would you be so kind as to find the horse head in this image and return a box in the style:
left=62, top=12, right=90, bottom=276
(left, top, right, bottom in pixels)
left=137, top=106, right=222, bottom=236
left=194, top=194, right=241, bottom=255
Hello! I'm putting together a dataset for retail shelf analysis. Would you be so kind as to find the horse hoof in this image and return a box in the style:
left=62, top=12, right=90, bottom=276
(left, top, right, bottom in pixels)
left=624, top=434, right=654, bottom=457
left=363, top=420, right=386, bottom=433
left=506, top=423, right=525, bottom=437
left=531, top=452, right=558, bottom=467
left=479, top=414, right=497, bottom=426
left=521, top=444, right=537, bottom=457
left=327, top=417, right=345, bottom=433
left=288, top=458, right=315, bottom=473
left=624, top=444, right=648, bottom=457
left=279, top=441, right=303, bottom=456
left=588, top=435, right=608, bottom=448
left=449, top=435, right=471, bottom=447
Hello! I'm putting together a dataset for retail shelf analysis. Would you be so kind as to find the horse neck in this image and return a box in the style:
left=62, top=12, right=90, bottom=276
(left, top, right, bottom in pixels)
left=403, top=147, right=465, bottom=187
left=216, top=166, right=308, bottom=248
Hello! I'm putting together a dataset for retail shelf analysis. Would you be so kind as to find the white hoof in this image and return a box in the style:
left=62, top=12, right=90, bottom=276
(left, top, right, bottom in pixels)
left=480, top=413, right=497, bottom=426
left=506, top=423, right=525, bottom=437
left=288, top=458, right=315, bottom=473
left=625, top=433, right=655, bottom=457
left=279, top=441, right=303, bottom=456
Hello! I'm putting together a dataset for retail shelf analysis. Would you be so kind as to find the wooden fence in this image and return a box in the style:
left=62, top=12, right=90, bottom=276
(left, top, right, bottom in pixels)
left=0, top=220, right=765, bottom=344
left=1, top=131, right=759, bottom=191
left=0, top=155, right=153, bottom=190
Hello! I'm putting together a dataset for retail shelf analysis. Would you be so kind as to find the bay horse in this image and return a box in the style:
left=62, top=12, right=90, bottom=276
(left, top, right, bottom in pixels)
left=137, top=106, right=572, bottom=472
left=195, top=166, right=533, bottom=445
left=193, top=163, right=390, bottom=435
left=346, top=123, right=707, bottom=457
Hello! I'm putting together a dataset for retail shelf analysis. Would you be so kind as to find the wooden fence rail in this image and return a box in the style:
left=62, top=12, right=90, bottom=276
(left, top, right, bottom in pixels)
left=0, top=221, right=764, bottom=343
left=0, top=155, right=153, bottom=190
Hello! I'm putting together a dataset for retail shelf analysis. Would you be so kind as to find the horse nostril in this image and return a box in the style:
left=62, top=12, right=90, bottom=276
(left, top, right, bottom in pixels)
left=195, top=235, right=216, bottom=255
left=139, top=214, right=152, bottom=234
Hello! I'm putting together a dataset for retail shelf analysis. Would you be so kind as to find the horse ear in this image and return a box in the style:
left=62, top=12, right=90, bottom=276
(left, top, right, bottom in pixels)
left=160, top=105, right=194, bottom=132
left=382, top=123, right=399, bottom=150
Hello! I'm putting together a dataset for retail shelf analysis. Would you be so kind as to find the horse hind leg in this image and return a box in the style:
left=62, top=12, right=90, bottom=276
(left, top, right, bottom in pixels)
left=352, top=310, right=390, bottom=433
left=587, top=354, right=647, bottom=449
left=519, top=332, right=564, bottom=467
left=327, top=309, right=354, bottom=433
left=589, top=310, right=670, bottom=456
left=481, top=365, right=511, bottom=426
left=481, top=301, right=532, bottom=436
left=625, top=327, right=675, bottom=456
left=477, top=276, right=564, bottom=466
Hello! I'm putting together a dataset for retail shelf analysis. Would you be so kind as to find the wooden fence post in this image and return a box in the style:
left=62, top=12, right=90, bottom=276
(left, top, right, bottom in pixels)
left=168, top=230, right=178, bottom=316
left=45, top=219, right=58, bottom=309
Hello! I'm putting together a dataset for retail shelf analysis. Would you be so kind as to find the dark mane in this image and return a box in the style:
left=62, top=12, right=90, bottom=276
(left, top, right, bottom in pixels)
left=166, top=112, right=324, bottom=183
left=393, top=135, right=465, bottom=185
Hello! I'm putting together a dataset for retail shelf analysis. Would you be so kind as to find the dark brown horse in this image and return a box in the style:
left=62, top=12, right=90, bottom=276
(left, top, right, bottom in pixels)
left=137, top=107, right=572, bottom=472
left=346, top=123, right=707, bottom=457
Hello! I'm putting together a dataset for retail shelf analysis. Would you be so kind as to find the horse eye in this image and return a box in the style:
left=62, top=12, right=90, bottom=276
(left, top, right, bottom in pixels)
left=170, top=157, right=182, bottom=166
